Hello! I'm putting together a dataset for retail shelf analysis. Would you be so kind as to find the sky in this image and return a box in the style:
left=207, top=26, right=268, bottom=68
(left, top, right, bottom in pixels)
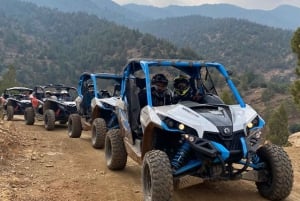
left=111, top=0, right=300, bottom=10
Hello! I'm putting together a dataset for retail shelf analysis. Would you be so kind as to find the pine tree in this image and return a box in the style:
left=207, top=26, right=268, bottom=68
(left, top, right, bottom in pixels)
left=267, top=104, right=289, bottom=146
left=290, top=28, right=300, bottom=107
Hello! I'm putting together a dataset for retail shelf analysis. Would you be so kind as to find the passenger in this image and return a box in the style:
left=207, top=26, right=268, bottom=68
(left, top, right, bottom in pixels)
left=45, top=91, right=52, bottom=98
left=45, top=91, right=57, bottom=100
left=172, top=75, right=194, bottom=103
left=139, top=73, right=172, bottom=107
left=60, top=90, right=71, bottom=101
left=80, top=83, right=94, bottom=116
left=172, top=75, right=203, bottom=103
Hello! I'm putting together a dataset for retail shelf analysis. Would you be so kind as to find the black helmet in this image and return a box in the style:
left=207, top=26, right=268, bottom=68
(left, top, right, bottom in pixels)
left=151, top=74, right=168, bottom=86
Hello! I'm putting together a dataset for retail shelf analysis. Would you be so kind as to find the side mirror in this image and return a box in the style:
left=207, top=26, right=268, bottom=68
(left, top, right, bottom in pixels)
left=227, top=70, right=233, bottom=76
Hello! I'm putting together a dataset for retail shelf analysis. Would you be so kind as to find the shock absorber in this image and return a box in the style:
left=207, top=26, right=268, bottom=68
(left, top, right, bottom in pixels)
left=107, top=113, right=117, bottom=129
left=171, top=141, right=191, bottom=170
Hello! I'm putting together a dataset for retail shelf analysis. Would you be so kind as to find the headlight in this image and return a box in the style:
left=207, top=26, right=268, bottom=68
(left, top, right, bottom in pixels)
left=178, top=124, right=185, bottom=130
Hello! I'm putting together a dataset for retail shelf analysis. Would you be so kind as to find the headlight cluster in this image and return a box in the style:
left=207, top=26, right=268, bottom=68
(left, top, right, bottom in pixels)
left=164, top=117, right=186, bottom=131
left=247, top=116, right=260, bottom=129
left=162, top=117, right=198, bottom=137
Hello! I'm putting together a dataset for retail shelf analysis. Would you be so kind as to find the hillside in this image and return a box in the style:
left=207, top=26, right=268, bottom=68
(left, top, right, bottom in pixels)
left=21, top=0, right=147, bottom=25
left=134, top=15, right=296, bottom=75
left=21, top=0, right=300, bottom=30
left=15, top=0, right=297, bottom=78
left=0, top=0, right=199, bottom=86
left=124, top=4, right=300, bottom=30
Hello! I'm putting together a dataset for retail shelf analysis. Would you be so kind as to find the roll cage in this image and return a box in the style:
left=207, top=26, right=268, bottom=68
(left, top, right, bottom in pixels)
left=120, top=59, right=245, bottom=108
left=33, top=84, right=77, bottom=101
left=77, top=72, right=122, bottom=99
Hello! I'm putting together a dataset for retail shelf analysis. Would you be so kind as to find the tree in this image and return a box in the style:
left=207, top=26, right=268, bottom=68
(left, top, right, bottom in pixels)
left=290, top=28, right=300, bottom=107
left=0, top=65, right=19, bottom=92
left=267, top=104, right=289, bottom=146
left=220, top=90, right=235, bottom=104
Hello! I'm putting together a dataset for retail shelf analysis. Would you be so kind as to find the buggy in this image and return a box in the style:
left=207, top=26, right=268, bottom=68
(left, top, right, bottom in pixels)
left=67, top=72, right=122, bottom=149
left=1, top=87, right=33, bottom=120
left=24, top=84, right=78, bottom=130
left=105, top=59, right=293, bottom=201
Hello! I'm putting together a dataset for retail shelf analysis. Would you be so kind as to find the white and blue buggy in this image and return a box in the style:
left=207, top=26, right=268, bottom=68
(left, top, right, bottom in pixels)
left=68, top=72, right=122, bottom=149
left=105, top=59, right=293, bottom=201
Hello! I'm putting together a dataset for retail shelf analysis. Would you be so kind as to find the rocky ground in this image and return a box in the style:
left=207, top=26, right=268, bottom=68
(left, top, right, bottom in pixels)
left=0, top=116, right=300, bottom=201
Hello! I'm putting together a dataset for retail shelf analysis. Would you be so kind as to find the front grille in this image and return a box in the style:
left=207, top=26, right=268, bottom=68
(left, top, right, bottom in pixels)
left=203, top=130, right=245, bottom=151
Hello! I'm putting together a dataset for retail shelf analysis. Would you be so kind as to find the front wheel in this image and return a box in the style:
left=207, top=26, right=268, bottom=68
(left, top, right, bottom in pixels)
left=67, top=114, right=82, bottom=138
left=91, top=118, right=107, bottom=149
left=6, top=105, right=14, bottom=121
left=44, top=109, right=55, bottom=130
left=255, top=143, right=293, bottom=200
left=105, top=129, right=127, bottom=170
left=142, top=150, right=173, bottom=201
left=24, top=107, right=35, bottom=125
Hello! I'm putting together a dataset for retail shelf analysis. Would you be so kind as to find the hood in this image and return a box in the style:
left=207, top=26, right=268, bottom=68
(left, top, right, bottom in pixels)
left=153, top=101, right=258, bottom=138
left=92, top=96, right=120, bottom=109
left=61, top=101, right=76, bottom=107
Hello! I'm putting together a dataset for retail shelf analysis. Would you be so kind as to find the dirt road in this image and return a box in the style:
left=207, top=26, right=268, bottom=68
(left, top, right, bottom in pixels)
left=1, top=116, right=300, bottom=201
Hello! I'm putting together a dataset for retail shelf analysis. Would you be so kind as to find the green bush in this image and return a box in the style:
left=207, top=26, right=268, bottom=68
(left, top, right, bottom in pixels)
left=289, top=123, right=300, bottom=133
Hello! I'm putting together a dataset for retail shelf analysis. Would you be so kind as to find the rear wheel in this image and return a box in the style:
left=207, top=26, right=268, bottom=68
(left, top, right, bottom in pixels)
left=6, top=105, right=14, bottom=121
left=67, top=114, right=82, bottom=138
left=24, top=107, right=35, bottom=125
left=105, top=129, right=127, bottom=170
left=142, top=150, right=173, bottom=201
left=255, top=143, right=293, bottom=200
left=91, top=118, right=107, bottom=149
left=44, top=109, right=55, bottom=130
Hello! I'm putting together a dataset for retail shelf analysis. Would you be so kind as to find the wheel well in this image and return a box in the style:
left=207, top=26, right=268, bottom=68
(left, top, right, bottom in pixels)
left=92, top=106, right=114, bottom=123
left=6, top=100, right=16, bottom=109
left=142, top=126, right=182, bottom=158
left=43, top=101, right=58, bottom=112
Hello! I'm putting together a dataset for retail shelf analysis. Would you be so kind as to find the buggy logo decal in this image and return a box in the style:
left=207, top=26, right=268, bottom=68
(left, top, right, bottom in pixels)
left=224, top=127, right=231, bottom=134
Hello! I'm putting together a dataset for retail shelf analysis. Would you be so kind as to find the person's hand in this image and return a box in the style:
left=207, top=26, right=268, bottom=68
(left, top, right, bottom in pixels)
left=192, top=93, right=203, bottom=102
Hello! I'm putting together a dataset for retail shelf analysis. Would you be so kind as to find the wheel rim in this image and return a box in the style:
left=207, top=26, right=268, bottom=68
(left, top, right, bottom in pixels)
left=68, top=118, right=72, bottom=135
left=105, top=137, right=112, bottom=165
left=143, top=163, right=152, bottom=201
left=45, top=114, right=49, bottom=125
left=91, top=125, right=96, bottom=144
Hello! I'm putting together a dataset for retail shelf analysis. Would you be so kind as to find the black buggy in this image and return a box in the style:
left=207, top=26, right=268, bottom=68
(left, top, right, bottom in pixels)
left=24, top=84, right=78, bottom=130
left=1, top=87, right=33, bottom=121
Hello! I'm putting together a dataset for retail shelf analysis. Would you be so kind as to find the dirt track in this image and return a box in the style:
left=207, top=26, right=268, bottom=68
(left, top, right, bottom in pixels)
left=1, top=116, right=300, bottom=201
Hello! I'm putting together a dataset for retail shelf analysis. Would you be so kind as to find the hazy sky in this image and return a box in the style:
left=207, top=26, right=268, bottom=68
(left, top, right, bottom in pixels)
left=111, top=0, right=300, bottom=10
